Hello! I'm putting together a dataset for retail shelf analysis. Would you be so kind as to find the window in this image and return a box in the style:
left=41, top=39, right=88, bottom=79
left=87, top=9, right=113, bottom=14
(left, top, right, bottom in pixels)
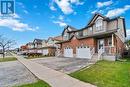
left=96, top=19, right=103, bottom=31
left=89, top=27, right=92, bottom=34
left=83, top=29, right=87, bottom=36
left=63, top=33, right=69, bottom=40
left=78, top=31, right=83, bottom=37
left=108, top=38, right=112, bottom=46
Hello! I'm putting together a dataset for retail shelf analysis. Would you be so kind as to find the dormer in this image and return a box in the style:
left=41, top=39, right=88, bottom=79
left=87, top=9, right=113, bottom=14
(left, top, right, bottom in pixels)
left=62, top=25, right=77, bottom=40
left=86, top=13, right=109, bottom=34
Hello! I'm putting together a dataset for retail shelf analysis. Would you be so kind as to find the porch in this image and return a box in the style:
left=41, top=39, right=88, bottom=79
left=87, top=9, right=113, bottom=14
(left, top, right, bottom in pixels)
left=92, top=33, right=117, bottom=61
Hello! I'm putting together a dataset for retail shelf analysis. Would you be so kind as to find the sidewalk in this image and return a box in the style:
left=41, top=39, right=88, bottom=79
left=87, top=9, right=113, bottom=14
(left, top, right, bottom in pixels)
left=12, top=54, right=96, bottom=87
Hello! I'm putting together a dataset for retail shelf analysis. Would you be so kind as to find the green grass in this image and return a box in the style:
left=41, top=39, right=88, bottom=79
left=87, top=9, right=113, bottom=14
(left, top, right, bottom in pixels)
left=0, top=57, right=17, bottom=62
left=70, top=58, right=130, bottom=87
left=15, top=80, right=51, bottom=87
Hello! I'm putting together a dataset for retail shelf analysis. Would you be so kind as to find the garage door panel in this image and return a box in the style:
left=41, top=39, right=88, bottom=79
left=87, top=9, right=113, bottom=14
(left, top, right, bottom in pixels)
left=76, top=47, right=91, bottom=59
left=43, top=49, right=48, bottom=55
left=64, top=48, right=73, bottom=58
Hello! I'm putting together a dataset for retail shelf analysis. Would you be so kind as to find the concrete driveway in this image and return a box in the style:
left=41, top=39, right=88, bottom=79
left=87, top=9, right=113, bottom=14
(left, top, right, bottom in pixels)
left=32, top=57, right=94, bottom=74
left=0, top=61, right=37, bottom=87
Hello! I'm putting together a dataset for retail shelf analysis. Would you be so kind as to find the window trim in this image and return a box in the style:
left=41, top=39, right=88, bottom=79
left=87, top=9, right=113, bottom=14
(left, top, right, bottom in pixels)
left=95, top=19, right=103, bottom=31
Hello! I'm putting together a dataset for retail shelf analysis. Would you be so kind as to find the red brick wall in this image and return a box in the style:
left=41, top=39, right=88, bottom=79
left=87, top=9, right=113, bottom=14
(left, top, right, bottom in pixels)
left=48, top=48, right=56, bottom=56
left=61, top=37, right=95, bottom=54
left=60, top=35, right=124, bottom=56
left=115, top=36, right=125, bottom=56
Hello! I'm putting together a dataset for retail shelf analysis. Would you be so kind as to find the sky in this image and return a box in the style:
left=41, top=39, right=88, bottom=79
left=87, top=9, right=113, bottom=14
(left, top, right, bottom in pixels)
left=0, top=0, right=130, bottom=48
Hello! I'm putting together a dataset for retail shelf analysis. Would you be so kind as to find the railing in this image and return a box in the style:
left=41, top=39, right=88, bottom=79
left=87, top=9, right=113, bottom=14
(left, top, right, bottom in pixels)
left=98, top=46, right=115, bottom=60
left=98, top=47, right=104, bottom=60
left=90, top=47, right=95, bottom=58
left=104, top=46, right=115, bottom=55
left=55, top=49, right=62, bottom=57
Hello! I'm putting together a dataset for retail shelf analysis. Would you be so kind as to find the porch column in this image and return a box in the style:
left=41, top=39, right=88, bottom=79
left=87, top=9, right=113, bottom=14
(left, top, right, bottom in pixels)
left=112, top=34, right=114, bottom=47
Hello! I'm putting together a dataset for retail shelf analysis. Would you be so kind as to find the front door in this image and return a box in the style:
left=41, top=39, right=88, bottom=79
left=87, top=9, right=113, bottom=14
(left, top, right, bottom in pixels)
left=98, top=39, right=104, bottom=52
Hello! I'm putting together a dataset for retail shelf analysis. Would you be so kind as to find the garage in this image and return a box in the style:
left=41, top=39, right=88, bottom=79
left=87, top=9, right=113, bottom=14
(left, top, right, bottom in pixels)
left=64, top=47, right=73, bottom=57
left=42, top=49, right=48, bottom=55
left=37, top=49, right=42, bottom=53
left=76, top=46, right=91, bottom=59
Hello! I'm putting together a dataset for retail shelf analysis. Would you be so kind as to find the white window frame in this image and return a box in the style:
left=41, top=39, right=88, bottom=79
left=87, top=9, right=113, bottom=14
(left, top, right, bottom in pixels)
left=95, top=19, right=103, bottom=31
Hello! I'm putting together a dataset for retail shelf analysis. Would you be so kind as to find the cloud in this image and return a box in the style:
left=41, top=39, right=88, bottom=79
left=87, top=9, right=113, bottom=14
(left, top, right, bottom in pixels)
left=0, top=14, right=36, bottom=32
left=23, top=10, right=29, bottom=14
left=53, top=21, right=67, bottom=27
left=127, top=29, right=130, bottom=39
left=50, top=15, right=55, bottom=19
left=91, top=9, right=103, bottom=14
left=17, top=2, right=25, bottom=8
left=106, top=5, right=130, bottom=17
left=91, top=10, right=98, bottom=14
left=127, top=29, right=130, bottom=36
left=55, top=0, right=73, bottom=14
left=35, top=26, right=39, bottom=30
left=50, top=5, right=57, bottom=11
left=51, top=0, right=84, bottom=14
left=70, top=0, right=84, bottom=5
left=49, top=1, right=57, bottom=11
left=97, top=0, right=113, bottom=8
left=13, top=13, right=20, bottom=18
left=58, top=15, right=64, bottom=20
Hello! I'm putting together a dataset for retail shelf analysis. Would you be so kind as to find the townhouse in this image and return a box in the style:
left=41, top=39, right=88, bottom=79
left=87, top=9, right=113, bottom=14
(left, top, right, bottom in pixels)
left=57, top=13, right=127, bottom=61
left=20, top=36, right=62, bottom=56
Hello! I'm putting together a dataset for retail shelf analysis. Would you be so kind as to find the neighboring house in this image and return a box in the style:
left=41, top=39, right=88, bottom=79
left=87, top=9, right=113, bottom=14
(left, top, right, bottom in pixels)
left=57, top=13, right=126, bottom=61
left=20, top=45, right=28, bottom=54
left=33, top=39, right=42, bottom=48
left=44, top=36, right=63, bottom=56
left=26, top=42, right=35, bottom=53
left=20, top=36, right=62, bottom=56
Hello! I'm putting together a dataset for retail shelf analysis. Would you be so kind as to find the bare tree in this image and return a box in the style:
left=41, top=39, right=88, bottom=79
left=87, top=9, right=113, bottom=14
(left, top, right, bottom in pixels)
left=0, top=35, right=16, bottom=58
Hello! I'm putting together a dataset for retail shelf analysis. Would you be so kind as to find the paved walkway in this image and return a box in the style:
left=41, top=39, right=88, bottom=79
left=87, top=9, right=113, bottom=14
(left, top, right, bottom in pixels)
left=12, top=54, right=96, bottom=87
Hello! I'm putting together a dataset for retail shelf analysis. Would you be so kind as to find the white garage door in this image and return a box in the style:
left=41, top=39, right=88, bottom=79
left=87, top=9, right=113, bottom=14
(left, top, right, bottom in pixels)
left=42, top=49, right=48, bottom=55
left=76, top=46, right=91, bottom=59
left=37, top=49, right=42, bottom=53
left=64, top=47, right=73, bottom=58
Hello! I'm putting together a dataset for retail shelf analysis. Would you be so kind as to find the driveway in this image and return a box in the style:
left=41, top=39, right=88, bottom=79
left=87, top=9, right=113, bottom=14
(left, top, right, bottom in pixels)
left=32, top=57, right=94, bottom=74
left=0, top=61, right=37, bottom=87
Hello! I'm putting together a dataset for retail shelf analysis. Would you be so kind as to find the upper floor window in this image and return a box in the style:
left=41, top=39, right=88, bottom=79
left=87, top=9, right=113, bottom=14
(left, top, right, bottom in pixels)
left=78, top=31, right=83, bottom=37
left=63, top=33, right=69, bottom=40
left=96, top=19, right=103, bottom=31
left=88, top=27, right=92, bottom=34
left=83, top=29, right=87, bottom=36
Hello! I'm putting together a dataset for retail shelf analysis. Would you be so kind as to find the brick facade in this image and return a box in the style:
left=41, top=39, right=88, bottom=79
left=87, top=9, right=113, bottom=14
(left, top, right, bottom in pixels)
left=61, top=36, right=95, bottom=54
left=115, top=35, right=125, bottom=56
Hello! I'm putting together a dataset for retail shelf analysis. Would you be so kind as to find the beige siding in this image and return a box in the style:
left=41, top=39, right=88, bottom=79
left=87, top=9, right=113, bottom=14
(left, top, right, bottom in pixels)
left=83, top=29, right=88, bottom=36
left=107, top=20, right=117, bottom=30
left=103, top=21, right=107, bottom=30
left=115, top=18, right=125, bottom=42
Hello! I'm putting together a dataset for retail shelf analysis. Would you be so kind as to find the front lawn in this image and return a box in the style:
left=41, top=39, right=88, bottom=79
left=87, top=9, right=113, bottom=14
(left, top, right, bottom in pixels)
left=15, top=80, right=51, bottom=87
left=70, top=58, right=130, bottom=87
left=0, top=57, right=17, bottom=62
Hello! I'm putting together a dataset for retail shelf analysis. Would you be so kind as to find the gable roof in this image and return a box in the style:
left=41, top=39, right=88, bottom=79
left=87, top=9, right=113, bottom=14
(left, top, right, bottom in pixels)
left=62, top=25, right=77, bottom=36
left=53, top=36, right=63, bottom=41
left=87, top=13, right=109, bottom=26
left=33, top=39, right=42, bottom=43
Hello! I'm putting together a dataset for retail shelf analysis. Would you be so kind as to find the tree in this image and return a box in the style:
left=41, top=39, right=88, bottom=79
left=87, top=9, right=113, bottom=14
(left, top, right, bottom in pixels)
left=125, top=40, right=130, bottom=49
left=0, top=35, right=16, bottom=58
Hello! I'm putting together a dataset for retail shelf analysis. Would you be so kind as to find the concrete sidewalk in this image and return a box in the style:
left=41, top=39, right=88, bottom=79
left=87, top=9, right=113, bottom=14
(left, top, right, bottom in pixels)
left=12, top=54, right=96, bottom=87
